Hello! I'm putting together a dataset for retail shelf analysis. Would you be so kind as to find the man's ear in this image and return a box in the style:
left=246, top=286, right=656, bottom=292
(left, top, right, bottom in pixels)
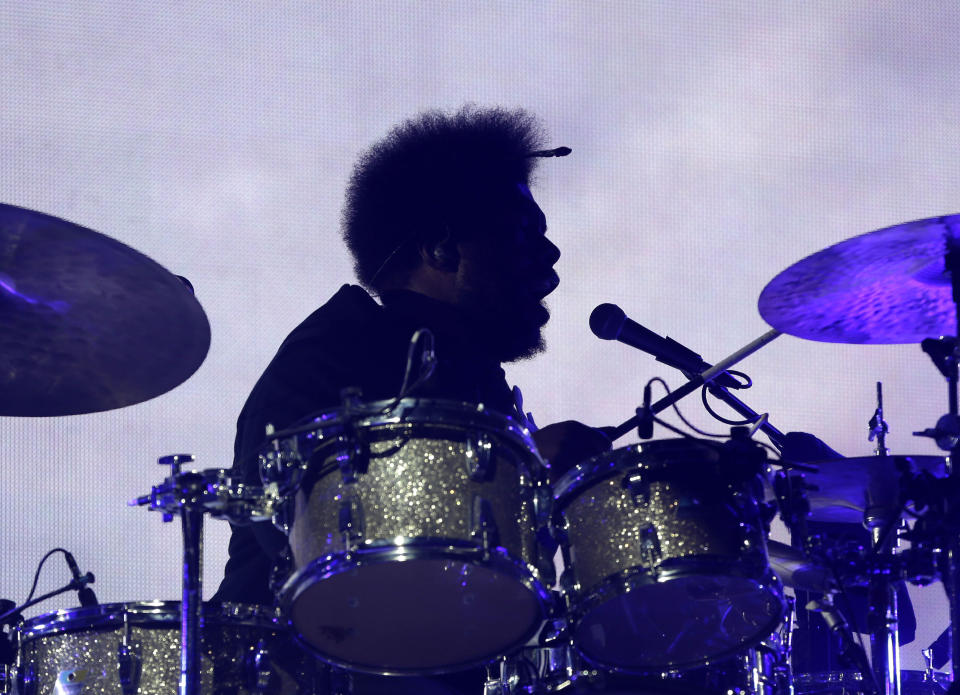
left=421, top=228, right=460, bottom=272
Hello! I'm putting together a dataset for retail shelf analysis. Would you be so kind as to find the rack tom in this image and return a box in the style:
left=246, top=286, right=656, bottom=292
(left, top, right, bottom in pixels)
left=553, top=438, right=784, bottom=672
left=260, top=398, right=554, bottom=675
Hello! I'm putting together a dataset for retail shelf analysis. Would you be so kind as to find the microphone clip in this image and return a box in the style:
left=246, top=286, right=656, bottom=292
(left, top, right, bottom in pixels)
left=635, top=384, right=654, bottom=439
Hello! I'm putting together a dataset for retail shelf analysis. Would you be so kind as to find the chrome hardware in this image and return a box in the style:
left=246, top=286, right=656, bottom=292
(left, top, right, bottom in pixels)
left=244, top=638, right=273, bottom=693
left=471, top=495, right=499, bottom=553
left=639, top=524, right=662, bottom=566
left=622, top=473, right=651, bottom=506
left=116, top=612, right=141, bottom=695
left=465, top=432, right=494, bottom=481
left=156, top=454, right=196, bottom=522
left=338, top=491, right=365, bottom=550
left=116, top=644, right=141, bottom=695
left=333, top=435, right=366, bottom=485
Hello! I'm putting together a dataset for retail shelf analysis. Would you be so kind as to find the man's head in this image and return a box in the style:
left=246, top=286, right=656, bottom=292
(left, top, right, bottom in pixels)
left=342, top=105, right=562, bottom=362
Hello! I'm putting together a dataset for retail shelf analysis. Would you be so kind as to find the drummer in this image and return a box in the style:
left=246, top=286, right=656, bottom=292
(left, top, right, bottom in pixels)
left=212, top=105, right=609, bottom=683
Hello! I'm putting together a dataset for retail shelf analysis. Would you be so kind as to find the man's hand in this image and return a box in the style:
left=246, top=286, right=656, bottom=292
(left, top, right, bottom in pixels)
left=531, top=420, right=613, bottom=481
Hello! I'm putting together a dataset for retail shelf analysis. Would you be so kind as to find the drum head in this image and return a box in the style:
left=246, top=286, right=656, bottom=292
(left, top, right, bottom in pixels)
left=289, top=558, right=543, bottom=673
left=573, top=574, right=784, bottom=671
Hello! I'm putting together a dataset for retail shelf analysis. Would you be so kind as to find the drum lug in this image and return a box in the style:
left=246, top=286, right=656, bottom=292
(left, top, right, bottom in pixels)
left=622, top=473, right=651, bottom=506
left=471, top=495, right=500, bottom=554
left=639, top=524, right=662, bottom=566
left=465, top=432, right=494, bottom=481
left=338, top=491, right=365, bottom=549
left=116, top=643, right=142, bottom=695
left=17, top=662, right=35, bottom=695
left=335, top=436, right=365, bottom=484
left=244, top=638, right=274, bottom=693
left=116, top=610, right=142, bottom=695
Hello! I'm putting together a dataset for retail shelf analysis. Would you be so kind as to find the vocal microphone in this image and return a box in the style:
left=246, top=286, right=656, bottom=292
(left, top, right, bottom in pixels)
left=589, top=303, right=741, bottom=389
left=64, top=552, right=99, bottom=607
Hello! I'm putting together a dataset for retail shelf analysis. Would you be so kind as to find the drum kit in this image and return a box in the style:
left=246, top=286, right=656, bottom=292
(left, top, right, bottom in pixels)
left=1, top=201, right=960, bottom=695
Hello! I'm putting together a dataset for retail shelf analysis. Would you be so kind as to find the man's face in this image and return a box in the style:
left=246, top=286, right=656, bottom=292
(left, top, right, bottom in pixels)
left=454, top=183, right=561, bottom=362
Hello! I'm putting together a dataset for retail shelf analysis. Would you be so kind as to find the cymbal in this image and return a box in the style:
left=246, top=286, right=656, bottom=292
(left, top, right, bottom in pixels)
left=758, top=214, right=960, bottom=343
left=0, top=203, right=211, bottom=416
left=797, top=455, right=946, bottom=523
left=767, top=540, right=836, bottom=593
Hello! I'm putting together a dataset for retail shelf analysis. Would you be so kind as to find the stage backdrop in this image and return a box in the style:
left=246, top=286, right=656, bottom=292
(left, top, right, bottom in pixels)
left=1, top=1, right=956, bottom=672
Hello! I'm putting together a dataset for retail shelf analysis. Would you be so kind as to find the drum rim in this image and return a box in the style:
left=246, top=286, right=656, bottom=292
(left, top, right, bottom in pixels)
left=552, top=438, right=726, bottom=506
left=279, top=542, right=554, bottom=675
left=796, top=670, right=953, bottom=685
left=16, top=600, right=288, bottom=640
left=265, top=397, right=541, bottom=461
left=567, top=564, right=786, bottom=672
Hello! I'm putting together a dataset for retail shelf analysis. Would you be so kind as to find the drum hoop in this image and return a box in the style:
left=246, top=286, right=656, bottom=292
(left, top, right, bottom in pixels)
left=553, top=438, right=726, bottom=506
left=797, top=671, right=952, bottom=685
left=280, top=542, right=554, bottom=675
left=568, top=564, right=785, bottom=672
left=16, top=600, right=288, bottom=641
left=267, top=398, right=541, bottom=464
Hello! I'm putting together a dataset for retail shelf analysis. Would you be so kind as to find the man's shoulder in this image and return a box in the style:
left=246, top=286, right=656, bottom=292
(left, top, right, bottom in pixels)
left=281, top=284, right=382, bottom=349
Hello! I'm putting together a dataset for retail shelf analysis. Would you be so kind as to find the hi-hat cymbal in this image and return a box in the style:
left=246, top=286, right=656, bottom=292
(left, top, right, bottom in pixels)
left=796, top=455, right=946, bottom=523
left=0, top=203, right=211, bottom=416
left=758, top=215, right=960, bottom=343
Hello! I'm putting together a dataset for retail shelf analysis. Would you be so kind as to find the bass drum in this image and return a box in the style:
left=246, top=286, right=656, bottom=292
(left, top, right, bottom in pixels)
left=262, top=398, right=554, bottom=675
left=553, top=438, right=784, bottom=672
left=12, top=601, right=321, bottom=695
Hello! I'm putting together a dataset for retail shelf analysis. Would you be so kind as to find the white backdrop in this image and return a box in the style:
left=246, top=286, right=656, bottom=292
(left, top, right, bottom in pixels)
left=1, top=1, right=956, bottom=672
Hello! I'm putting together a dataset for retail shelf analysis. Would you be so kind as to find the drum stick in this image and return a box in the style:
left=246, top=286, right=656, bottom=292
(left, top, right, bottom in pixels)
left=608, top=328, right=782, bottom=442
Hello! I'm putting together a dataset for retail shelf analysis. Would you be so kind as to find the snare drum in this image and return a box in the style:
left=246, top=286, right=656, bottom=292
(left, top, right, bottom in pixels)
left=13, top=601, right=319, bottom=694
left=261, top=398, right=554, bottom=674
left=553, top=438, right=784, bottom=672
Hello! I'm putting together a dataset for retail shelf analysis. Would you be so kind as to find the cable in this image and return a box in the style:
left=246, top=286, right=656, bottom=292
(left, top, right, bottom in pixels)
left=380, top=328, right=437, bottom=414
left=701, top=387, right=756, bottom=426
left=24, top=548, right=70, bottom=604
left=645, top=377, right=729, bottom=438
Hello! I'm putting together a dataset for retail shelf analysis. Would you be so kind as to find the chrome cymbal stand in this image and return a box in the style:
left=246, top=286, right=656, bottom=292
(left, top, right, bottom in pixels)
left=131, top=456, right=280, bottom=695
left=865, top=382, right=901, bottom=695
left=912, top=234, right=960, bottom=695
left=132, top=454, right=206, bottom=695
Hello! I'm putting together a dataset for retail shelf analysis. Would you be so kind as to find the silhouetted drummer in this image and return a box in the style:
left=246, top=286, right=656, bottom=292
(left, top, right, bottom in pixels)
left=213, top=105, right=609, bottom=694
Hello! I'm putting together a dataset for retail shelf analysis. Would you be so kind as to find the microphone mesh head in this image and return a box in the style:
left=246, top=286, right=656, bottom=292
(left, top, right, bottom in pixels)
left=589, top=303, right=626, bottom=340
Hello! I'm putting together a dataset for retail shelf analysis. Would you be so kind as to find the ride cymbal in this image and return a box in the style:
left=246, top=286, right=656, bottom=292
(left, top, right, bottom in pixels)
left=759, top=215, right=960, bottom=343
left=0, top=203, right=210, bottom=416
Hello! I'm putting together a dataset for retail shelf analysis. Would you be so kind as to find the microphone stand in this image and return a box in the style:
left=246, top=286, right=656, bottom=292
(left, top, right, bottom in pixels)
left=0, top=573, right=96, bottom=624
left=609, top=328, right=782, bottom=441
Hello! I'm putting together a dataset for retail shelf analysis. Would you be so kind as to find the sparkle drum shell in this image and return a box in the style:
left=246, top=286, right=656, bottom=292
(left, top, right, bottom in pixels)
left=553, top=438, right=784, bottom=672
left=12, top=601, right=318, bottom=695
left=261, top=399, right=553, bottom=675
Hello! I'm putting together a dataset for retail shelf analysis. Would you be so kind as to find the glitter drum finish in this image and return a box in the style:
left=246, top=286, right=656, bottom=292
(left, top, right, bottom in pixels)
left=261, top=399, right=554, bottom=675
left=553, top=438, right=784, bottom=672
left=758, top=214, right=960, bottom=344
left=13, top=601, right=320, bottom=694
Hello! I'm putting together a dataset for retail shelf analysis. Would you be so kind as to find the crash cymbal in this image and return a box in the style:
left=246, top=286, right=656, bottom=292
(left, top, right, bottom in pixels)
left=0, top=203, right=210, bottom=416
left=797, top=455, right=946, bottom=523
left=767, top=540, right=836, bottom=593
left=758, top=214, right=960, bottom=343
